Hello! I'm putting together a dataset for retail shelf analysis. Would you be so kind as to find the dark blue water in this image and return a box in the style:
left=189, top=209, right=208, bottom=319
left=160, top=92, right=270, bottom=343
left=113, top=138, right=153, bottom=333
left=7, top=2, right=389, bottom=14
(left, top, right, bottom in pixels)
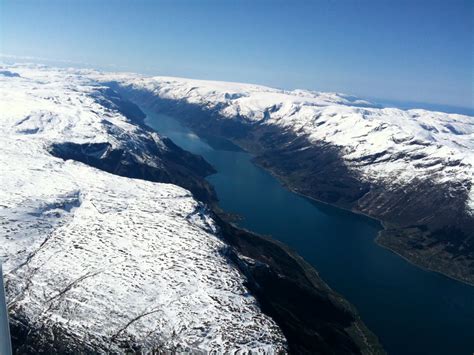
left=143, top=108, right=474, bottom=355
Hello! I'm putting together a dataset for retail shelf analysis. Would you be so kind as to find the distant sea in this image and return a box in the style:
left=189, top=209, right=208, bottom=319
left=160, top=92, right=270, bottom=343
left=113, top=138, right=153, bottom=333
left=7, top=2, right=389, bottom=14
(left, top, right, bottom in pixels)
left=368, top=97, right=474, bottom=116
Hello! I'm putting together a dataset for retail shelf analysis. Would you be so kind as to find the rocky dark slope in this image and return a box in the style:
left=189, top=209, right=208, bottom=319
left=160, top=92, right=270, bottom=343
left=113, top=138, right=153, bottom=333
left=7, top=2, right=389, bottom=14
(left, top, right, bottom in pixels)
left=49, top=138, right=217, bottom=204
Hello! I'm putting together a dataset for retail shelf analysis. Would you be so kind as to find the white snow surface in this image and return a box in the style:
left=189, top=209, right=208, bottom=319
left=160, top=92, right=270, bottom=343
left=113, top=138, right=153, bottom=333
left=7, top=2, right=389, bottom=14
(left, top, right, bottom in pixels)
left=0, top=64, right=286, bottom=352
left=94, top=72, right=474, bottom=215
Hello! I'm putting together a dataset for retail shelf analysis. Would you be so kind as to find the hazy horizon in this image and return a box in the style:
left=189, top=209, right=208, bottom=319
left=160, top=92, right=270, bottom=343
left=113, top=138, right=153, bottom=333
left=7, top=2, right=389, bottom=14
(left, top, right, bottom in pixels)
left=1, top=53, right=472, bottom=116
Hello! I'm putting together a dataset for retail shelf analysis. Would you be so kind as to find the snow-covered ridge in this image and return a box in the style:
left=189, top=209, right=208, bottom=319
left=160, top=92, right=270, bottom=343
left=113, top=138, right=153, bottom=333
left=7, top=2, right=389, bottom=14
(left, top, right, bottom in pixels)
left=94, top=72, right=474, bottom=215
left=0, top=64, right=286, bottom=352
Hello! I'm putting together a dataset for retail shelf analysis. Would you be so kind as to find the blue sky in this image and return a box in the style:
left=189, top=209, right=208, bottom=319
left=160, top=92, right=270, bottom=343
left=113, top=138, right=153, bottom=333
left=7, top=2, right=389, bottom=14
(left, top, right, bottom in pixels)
left=1, top=0, right=472, bottom=111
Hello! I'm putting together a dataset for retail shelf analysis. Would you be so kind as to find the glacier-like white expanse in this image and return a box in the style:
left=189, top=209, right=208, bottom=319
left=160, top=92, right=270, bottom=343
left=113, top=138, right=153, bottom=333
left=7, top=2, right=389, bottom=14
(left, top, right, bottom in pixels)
left=98, top=74, right=473, bottom=215
left=0, top=64, right=286, bottom=353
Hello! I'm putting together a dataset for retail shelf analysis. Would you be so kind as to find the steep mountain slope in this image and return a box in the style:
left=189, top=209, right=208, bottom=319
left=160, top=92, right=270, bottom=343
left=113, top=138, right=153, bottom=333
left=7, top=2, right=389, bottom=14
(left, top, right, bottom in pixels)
left=97, top=74, right=474, bottom=285
left=0, top=64, right=384, bottom=354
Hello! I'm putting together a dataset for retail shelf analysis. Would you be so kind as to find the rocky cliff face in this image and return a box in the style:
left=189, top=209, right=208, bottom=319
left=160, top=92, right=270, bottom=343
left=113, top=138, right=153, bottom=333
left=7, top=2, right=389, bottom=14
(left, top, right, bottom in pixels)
left=101, top=75, right=474, bottom=285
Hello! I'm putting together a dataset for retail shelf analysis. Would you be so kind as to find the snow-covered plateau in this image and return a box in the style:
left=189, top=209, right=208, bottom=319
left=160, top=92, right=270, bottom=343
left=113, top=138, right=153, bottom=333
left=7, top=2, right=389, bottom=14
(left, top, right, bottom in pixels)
left=0, top=65, right=287, bottom=353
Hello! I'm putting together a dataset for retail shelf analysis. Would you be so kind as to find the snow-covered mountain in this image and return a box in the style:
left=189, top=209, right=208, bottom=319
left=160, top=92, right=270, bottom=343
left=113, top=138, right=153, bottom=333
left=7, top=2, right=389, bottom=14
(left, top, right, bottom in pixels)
left=0, top=65, right=287, bottom=352
left=99, top=74, right=474, bottom=215
left=92, top=72, right=474, bottom=285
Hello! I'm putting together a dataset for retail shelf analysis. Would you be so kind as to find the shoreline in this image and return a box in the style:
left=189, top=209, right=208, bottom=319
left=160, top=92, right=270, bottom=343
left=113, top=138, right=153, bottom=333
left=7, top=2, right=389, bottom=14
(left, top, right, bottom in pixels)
left=374, top=235, right=474, bottom=288
left=251, top=157, right=474, bottom=288
left=212, top=212, right=385, bottom=354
